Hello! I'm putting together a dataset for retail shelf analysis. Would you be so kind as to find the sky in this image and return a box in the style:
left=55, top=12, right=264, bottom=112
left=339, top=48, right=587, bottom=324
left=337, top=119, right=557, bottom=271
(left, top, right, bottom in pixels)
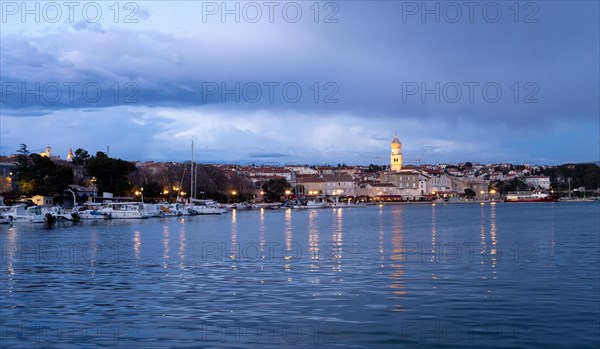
left=1, top=0, right=598, bottom=166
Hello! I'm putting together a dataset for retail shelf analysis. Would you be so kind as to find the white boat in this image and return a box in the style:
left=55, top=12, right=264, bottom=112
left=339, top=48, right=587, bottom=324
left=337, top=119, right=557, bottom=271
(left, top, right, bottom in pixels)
left=156, top=202, right=191, bottom=216
left=105, top=202, right=149, bottom=219
left=188, top=199, right=226, bottom=215
left=2, top=204, right=47, bottom=223
left=72, top=204, right=111, bottom=220
left=293, top=199, right=326, bottom=209
left=0, top=199, right=11, bottom=224
left=42, top=206, right=79, bottom=221
left=142, top=204, right=161, bottom=217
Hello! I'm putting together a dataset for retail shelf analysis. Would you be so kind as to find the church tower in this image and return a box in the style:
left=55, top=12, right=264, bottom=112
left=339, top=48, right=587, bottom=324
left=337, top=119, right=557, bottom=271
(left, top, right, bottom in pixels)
left=390, top=132, right=403, bottom=172
left=66, top=148, right=74, bottom=162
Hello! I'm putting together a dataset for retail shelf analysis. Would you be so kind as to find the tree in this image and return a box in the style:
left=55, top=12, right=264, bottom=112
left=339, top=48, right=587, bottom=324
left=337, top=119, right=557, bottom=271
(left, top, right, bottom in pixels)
left=464, top=188, right=476, bottom=199
left=366, top=164, right=384, bottom=172
left=141, top=181, right=163, bottom=202
left=13, top=146, right=73, bottom=196
left=293, top=184, right=305, bottom=196
left=262, top=178, right=291, bottom=202
left=72, top=148, right=90, bottom=165
left=85, top=152, right=137, bottom=195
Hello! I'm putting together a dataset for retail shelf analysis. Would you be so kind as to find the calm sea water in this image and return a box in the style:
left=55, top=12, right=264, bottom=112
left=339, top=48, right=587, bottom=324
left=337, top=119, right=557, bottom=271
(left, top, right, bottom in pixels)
left=1, top=202, right=598, bottom=348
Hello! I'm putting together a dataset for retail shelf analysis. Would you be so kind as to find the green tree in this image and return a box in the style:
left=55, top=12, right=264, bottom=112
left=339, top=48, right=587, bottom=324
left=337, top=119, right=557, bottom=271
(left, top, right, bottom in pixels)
left=293, top=184, right=305, bottom=196
left=85, top=152, right=137, bottom=195
left=542, top=164, right=600, bottom=190
left=262, top=178, right=291, bottom=202
left=72, top=148, right=91, bottom=165
left=141, top=181, right=163, bottom=202
left=13, top=147, right=73, bottom=196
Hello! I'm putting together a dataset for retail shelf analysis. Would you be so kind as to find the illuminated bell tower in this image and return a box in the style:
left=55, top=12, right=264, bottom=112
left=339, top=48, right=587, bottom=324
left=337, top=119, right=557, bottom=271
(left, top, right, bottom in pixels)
left=390, top=132, right=403, bottom=172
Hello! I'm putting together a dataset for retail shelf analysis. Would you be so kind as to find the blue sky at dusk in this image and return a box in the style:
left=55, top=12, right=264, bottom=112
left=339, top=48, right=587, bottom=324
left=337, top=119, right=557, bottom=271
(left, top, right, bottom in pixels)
left=1, top=1, right=598, bottom=165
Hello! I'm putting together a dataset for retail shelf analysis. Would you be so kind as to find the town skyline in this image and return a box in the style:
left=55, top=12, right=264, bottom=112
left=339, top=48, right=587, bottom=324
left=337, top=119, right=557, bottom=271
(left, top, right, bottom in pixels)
left=2, top=140, right=598, bottom=167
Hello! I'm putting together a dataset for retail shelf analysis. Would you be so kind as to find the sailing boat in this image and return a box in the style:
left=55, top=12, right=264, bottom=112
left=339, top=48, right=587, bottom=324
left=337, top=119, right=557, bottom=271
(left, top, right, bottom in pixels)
left=185, top=141, right=226, bottom=215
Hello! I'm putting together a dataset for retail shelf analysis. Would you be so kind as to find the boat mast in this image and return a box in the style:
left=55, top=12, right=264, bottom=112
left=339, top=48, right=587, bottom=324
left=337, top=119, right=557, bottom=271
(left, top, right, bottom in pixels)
left=191, top=141, right=194, bottom=203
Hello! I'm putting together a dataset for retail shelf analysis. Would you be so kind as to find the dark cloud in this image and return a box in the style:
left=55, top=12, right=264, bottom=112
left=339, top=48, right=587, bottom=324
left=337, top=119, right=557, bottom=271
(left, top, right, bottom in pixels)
left=1, top=1, right=598, bottom=163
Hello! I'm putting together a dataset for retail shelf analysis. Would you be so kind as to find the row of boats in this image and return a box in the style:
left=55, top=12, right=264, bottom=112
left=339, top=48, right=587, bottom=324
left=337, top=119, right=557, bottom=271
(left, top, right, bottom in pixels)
left=0, top=199, right=227, bottom=224
left=0, top=197, right=367, bottom=224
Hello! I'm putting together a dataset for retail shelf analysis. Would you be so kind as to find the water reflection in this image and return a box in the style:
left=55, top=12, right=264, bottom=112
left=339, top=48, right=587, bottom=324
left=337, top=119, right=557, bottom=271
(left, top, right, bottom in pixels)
left=162, top=225, right=170, bottom=269
left=549, top=204, right=556, bottom=257
left=133, top=230, right=141, bottom=260
left=230, top=210, right=238, bottom=270
left=490, top=203, right=498, bottom=279
left=480, top=204, right=498, bottom=283
left=179, top=224, right=186, bottom=268
left=431, top=203, right=437, bottom=262
left=88, top=229, right=98, bottom=267
left=332, top=208, right=343, bottom=272
left=480, top=204, right=487, bottom=276
left=5, top=226, right=17, bottom=297
left=284, top=209, right=292, bottom=272
left=390, top=207, right=407, bottom=305
left=379, top=205, right=384, bottom=269
left=308, top=209, right=319, bottom=272
left=259, top=208, right=266, bottom=262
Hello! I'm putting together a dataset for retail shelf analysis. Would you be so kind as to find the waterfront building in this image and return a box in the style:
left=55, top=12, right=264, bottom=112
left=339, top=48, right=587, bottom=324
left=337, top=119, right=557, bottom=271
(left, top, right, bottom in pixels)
left=297, top=174, right=355, bottom=196
left=356, top=182, right=400, bottom=198
left=524, top=175, right=551, bottom=190
left=380, top=170, right=429, bottom=200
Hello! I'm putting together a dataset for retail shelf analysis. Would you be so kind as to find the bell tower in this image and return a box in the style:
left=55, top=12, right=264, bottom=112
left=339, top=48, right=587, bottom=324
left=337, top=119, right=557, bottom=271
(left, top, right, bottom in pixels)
left=390, top=132, right=402, bottom=172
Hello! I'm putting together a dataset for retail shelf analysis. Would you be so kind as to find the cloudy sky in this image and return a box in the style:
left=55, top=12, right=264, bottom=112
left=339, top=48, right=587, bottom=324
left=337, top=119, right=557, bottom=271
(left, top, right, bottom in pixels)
left=1, top=1, right=598, bottom=165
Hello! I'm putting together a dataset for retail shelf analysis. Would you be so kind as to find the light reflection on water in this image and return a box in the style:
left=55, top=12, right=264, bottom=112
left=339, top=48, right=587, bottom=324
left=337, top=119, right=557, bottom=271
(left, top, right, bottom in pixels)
left=309, top=209, right=319, bottom=272
left=390, top=206, right=406, bottom=300
left=162, top=225, right=170, bottom=268
left=0, top=203, right=598, bottom=348
left=332, top=208, right=343, bottom=273
left=179, top=224, right=186, bottom=268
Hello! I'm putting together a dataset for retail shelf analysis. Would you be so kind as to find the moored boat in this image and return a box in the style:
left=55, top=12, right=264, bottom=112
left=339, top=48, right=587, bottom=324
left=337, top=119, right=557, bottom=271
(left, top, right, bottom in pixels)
left=72, top=204, right=111, bottom=220
left=105, top=202, right=149, bottom=219
left=2, top=204, right=47, bottom=223
left=188, top=199, right=226, bottom=215
left=504, top=191, right=558, bottom=203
